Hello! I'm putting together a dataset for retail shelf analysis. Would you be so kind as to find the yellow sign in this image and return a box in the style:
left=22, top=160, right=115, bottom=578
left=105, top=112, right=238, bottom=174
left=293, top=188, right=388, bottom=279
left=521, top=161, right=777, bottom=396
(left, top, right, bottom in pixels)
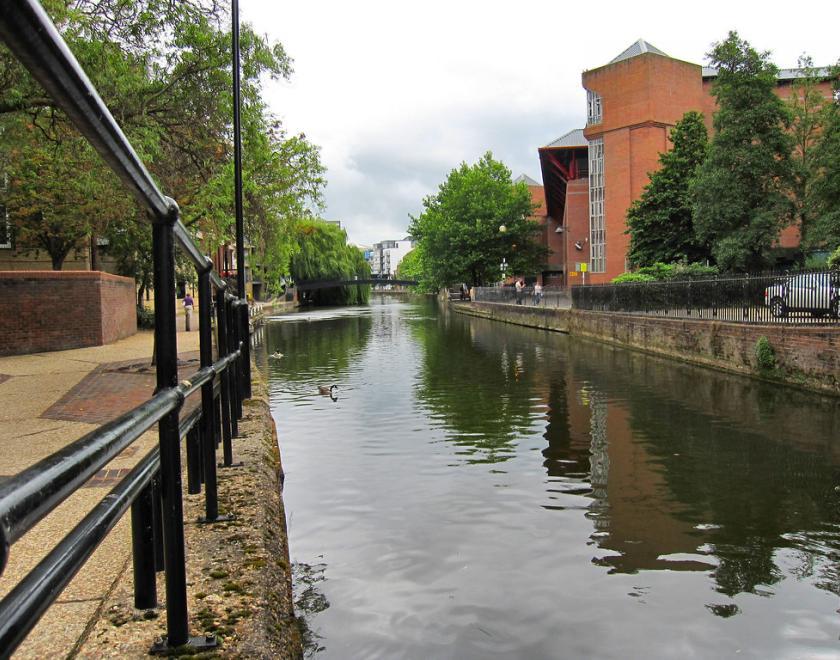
left=570, top=271, right=579, bottom=277
left=580, top=263, right=588, bottom=273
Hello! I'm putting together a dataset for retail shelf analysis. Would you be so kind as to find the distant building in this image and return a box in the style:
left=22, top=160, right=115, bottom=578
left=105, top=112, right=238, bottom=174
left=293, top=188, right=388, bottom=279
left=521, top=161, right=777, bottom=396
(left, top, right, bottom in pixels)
left=368, top=238, right=415, bottom=278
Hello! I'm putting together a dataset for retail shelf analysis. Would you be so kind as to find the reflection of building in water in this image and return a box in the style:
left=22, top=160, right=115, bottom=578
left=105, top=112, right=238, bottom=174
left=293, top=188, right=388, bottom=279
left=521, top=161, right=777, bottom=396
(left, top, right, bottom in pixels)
left=585, top=388, right=610, bottom=533
left=542, top=366, right=714, bottom=575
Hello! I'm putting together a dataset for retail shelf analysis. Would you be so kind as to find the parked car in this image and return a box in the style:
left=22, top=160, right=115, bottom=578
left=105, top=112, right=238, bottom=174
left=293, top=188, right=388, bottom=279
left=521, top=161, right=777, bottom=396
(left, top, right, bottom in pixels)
left=764, top=272, right=840, bottom=318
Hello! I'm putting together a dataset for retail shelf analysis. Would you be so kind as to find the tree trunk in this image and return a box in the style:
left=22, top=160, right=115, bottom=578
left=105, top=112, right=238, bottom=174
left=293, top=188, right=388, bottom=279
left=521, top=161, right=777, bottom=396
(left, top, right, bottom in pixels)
left=89, top=234, right=100, bottom=271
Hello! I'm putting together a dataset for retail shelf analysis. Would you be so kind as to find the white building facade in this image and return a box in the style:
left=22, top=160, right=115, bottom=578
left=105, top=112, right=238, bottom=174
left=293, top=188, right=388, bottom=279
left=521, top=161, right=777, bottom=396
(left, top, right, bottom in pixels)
left=368, top=237, right=414, bottom=277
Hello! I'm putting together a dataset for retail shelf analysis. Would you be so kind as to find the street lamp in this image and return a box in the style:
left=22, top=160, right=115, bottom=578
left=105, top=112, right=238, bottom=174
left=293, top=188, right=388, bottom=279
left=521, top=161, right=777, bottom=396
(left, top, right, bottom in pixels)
left=499, top=225, right=508, bottom=285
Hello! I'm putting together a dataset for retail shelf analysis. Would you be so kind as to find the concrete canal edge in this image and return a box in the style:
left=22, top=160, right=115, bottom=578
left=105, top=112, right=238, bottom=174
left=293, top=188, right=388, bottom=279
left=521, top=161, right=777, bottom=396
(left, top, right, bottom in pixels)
left=77, top=366, right=302, bottom=658
left=453, top=301, right=840, bottom=397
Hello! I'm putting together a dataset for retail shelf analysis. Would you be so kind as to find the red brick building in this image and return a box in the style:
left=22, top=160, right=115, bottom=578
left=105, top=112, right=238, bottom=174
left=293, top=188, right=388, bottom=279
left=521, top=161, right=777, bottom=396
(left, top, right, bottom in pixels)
left=536, top=39, right=835, bottom=286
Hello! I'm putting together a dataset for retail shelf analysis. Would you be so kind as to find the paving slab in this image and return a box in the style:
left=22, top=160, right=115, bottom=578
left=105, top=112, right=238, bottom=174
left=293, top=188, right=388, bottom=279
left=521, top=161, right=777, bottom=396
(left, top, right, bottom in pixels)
left=0, top=325, right=204, bottom=658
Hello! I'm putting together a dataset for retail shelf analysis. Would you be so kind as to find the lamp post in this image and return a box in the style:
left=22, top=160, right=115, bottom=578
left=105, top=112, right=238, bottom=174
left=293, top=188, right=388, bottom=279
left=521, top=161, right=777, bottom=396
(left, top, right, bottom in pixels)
left=499, top=224, right=508, bottom=285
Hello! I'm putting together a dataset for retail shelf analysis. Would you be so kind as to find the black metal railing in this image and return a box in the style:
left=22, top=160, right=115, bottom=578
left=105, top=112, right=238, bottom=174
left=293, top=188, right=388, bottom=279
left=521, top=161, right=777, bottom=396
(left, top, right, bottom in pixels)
left=0, top=1, right=253, bottom=654
left=572, top=269, right=840, bottom=325
left=473, top=285, right=571, bottom=309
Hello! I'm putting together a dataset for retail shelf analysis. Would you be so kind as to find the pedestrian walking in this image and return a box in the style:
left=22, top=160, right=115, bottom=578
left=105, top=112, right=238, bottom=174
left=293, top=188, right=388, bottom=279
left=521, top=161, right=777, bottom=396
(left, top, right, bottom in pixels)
left=515, top=278, right=524, bottom=305
left=533, top=282, right=542, bottom=306
left=183, top=292, right=194, bottom=331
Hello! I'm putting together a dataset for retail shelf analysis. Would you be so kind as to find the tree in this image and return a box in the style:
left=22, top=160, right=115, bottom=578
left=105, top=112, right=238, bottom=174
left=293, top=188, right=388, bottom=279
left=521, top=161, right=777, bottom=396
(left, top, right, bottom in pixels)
left=1, top=0, right=322, bottom=282
left=290, top=220, right=371, bottom=306
left=409, top=152, right=546, bottom=288
left=626, top=111, right=710, bottom=267
left=691, top=31, right=795, bottom=271
left=787, top=56, right=837, bottom=254
left=805, top=63, right=840, bottom=251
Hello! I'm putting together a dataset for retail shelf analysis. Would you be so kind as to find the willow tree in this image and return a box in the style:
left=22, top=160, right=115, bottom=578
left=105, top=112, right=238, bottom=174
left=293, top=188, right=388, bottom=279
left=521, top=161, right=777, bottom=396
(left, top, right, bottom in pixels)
left=290, top=220, right=371, bottom=306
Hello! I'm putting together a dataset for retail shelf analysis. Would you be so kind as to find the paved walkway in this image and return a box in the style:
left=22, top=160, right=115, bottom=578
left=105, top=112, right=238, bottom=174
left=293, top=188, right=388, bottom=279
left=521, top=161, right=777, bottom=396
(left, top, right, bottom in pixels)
left=0, top=314, right=203, bottom=658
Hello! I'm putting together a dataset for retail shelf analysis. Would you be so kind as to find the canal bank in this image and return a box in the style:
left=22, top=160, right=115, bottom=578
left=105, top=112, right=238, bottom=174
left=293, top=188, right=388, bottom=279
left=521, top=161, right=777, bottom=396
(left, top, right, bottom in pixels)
left=77, top=366, right=300, bottom=658
left=453, top=301, right=840, bottom=396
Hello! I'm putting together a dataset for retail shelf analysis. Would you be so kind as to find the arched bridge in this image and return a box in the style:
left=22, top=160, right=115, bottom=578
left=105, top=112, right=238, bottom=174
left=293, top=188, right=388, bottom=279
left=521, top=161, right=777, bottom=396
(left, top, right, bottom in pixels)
left=295, top=278, right=418, bottom=291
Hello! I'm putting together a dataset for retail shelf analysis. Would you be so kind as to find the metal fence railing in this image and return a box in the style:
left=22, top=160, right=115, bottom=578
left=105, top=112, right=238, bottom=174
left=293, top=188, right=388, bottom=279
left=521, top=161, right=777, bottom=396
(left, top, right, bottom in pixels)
left=0, top=2, right=251, bottom=654
left=571, top=269, right=840, bottom=325
left=473, top=286, right=571, bottom=309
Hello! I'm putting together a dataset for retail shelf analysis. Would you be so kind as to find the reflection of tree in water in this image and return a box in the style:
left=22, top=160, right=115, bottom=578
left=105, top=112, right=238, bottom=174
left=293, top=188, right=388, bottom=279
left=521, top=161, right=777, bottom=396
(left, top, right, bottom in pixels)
left=256, top=314, right=372, bottom=384
left=568, top=340, right=840, bottom=598
left=292, top=561, right=330, bottom=657
left=409, top=309, right=540, bottom=464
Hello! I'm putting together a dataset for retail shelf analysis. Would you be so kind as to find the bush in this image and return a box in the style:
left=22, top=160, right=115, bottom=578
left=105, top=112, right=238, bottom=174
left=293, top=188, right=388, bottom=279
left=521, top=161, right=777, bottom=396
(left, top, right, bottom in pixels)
left=612, top=262, right=719, bottom=284
left=611, top=272, right=656, bottom=284
left=828, top=246, right=840, bottom=269
left=754, top=336, right=776, bottom=372
left=136, top=305, right=155, bottom=329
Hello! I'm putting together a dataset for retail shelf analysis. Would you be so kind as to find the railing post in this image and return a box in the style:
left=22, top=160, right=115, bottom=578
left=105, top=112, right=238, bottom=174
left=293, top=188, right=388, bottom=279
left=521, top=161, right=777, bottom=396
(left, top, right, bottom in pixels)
left=199, top=270, right=221, bottom=521
left=185, top=426, right=201, bottom=495
left=216, top=290, right=235, bottom=465
left=226, top=297, right=243, bottom=427
left=130, top=484, right=157, bottom=610
left=239, top=302, right=252, bottom=400
left=151, top=210, right=190, bottom=649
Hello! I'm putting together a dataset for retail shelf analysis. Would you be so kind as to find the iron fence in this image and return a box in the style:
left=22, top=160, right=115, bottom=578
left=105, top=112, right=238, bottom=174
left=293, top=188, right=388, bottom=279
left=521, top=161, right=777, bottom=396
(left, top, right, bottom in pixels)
left=571, top=269, right=840, bottom=325
left=473, top=286, right=571, bottom=309
left=0, top=1, right=252, bottom=654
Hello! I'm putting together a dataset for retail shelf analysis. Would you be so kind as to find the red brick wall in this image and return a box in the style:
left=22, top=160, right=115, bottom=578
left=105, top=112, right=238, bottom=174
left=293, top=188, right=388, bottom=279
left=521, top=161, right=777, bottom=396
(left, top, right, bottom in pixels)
left=0, top=271, right=136, bottom=356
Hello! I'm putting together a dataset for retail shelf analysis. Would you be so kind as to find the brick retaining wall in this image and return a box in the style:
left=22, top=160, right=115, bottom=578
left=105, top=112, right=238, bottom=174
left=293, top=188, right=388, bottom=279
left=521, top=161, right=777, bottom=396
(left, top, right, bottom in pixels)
left=0, top=271, right=137, bottom=356
left=457, top=302, right=839, bottom=396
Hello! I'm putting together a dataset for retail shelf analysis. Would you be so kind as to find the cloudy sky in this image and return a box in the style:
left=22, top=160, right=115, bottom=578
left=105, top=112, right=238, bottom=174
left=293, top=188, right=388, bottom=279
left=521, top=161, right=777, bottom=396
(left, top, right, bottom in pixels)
left=242, top=0, right=839, bottom=247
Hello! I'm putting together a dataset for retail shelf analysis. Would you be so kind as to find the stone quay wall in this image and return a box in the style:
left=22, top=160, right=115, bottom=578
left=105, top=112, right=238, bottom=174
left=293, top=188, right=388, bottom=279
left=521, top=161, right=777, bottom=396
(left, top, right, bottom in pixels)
left=455, top=301, right=840, bottom=396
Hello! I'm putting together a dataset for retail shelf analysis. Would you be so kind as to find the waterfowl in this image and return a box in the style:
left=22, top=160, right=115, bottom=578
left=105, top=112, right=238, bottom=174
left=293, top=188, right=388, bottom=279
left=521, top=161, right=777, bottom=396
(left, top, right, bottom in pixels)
left=318, top=384, right=337, bottom=396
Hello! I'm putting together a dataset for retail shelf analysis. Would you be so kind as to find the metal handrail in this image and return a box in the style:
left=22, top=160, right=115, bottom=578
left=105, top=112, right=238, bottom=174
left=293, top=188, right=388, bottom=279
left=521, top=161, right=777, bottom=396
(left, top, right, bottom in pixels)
left=0, top=0, right=254, bottom=653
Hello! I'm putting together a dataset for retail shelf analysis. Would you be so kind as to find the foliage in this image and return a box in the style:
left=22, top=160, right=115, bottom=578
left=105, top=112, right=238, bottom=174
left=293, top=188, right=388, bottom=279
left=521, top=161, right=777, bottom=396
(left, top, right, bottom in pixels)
left=691, top=31, right=795, bottom=272
left=805, top=63, right=840, bottom=251
left=408, top=152, right=547, bottom=288
left=395, top=247, right=435, bottom=293
left=289, top=220, right=371, bottom=306
left=626, top=112, right=710, bottom=267
left=754, top=336, right=777, bottom=372
left=612, top=262, right=719, bottom=283
left=136, top=304, right=155, bottom=329
left=611, top=272, right=656, bottom=284
left=0, top=0, right=324, bottom=280
left=786, top=56, right=835, bottom=254
left=828, top=246, right=840, bottom=269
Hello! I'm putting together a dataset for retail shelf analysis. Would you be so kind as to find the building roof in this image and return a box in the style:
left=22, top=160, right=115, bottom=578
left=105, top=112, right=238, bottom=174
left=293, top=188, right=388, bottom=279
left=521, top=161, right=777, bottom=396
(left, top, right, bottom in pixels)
left=514, top=173, right=541, bottom=186
left=609, top=39, right=667, bottom=64
left=702, top=66, right=834, bottom=80
left=544, top=128, right=588, bottom=149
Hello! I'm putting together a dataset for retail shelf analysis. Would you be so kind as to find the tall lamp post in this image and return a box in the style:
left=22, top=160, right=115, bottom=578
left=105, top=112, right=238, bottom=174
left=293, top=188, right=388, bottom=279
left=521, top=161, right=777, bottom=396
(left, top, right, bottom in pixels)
left=231, top=0, right=251, bottom=399
left=499, top=224, right=508, bottom=285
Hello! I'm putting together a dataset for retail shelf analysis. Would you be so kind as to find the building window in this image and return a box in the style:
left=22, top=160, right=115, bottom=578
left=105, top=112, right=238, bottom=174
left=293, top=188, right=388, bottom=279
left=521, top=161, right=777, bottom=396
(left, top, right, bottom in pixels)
left=586, top=89, right=602, bottom=125
left=588, top=137, right=605, bottom=273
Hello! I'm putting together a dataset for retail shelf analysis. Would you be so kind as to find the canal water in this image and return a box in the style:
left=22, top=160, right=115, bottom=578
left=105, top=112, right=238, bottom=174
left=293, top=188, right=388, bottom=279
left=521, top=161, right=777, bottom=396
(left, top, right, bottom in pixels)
left=255, top=296, right=840, bottom=659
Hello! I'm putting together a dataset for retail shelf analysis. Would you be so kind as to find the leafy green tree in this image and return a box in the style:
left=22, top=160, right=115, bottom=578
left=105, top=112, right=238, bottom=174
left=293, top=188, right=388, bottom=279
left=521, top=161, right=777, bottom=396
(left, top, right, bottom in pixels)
left=409, top=152, right=546, bottom=288
left=395, top=247, right=435, bottom=292
left=290, top=220, right=371, bottom=306
left=787, top=56, right=837, bottom=254
left=692, top=31, right=795, bottom=271
left=1, top=0, right=322, bottom=281
left=626, top=111, right=710, bottom=267
left=806, top=63, right=840, bottom=251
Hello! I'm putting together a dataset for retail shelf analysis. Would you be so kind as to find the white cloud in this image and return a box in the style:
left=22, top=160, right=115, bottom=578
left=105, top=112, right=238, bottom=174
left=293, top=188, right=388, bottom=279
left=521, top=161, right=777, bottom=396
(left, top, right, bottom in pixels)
left=244, top=0, right=840, bottom=246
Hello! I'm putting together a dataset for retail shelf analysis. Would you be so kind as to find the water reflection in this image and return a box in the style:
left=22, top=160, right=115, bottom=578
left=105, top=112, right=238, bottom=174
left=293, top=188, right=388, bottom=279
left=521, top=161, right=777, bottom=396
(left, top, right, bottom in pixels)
left=448, top=314, right=840, bottom=599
